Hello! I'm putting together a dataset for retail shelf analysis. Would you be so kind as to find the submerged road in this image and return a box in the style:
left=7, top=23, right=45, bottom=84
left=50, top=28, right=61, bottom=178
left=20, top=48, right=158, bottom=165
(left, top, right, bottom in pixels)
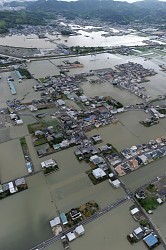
left=30, top=196, right=129, bottom=250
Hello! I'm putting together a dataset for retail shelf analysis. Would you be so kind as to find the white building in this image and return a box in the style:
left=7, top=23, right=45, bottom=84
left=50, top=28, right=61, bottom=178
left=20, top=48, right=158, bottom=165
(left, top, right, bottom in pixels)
left=66, top=232, right=76, bottom=242
left=75, top=225, right=85, bottom=236
left=92, top=168, right=106, bottom=179
left=111, top=179, right=121, bottom=188
left=50, top=217, right=61, bottom=228
left=130, top=207, right=139, bottom=216
left=41, top=159, right=57, bottom=169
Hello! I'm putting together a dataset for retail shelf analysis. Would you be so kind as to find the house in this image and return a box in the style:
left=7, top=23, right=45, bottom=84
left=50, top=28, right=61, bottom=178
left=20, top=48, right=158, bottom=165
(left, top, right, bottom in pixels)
left=92, top=168, right=106, bottom=179
left=60, top=140, right=69, bottom=148
left=138, top=155, right=148, bottom=165
left=109, top=179, right=121, bottom=188
left=75, top=225, right=85, bottom=236
left=129, top=159, right=139, bottom=170
left=115, top=165, right=126, bottom=176
left=91, top=135, right=102, bottom=144
left=143, top=233, right=159, bottom=249
left=41, top=159, right=57, bottom=169
left=15, top=177, right=26, bottom=187
left=70, top=208, right=82, bottom=221
left=99, top=144, right=112, bottom=153
left=50, top=217, right=61, bottom=228
left=80, top=95, right=88, bottom=103
left=133, top=227, right=144, bottom=240
left=130, top=207, right=139, bottom=216
left=15, top=119, right=24, bottom=125
left=60, top=213, right=68, bottom=225
left=8, top=182, right=17, bottom=194
left=66, top=232, right=76, bottom=242
left=37, top=148, right=47, bottom=157
left=57, top=99, right=65, bottom=106
left=35, top=130, right=44, bottom=136
left=28, top=105, right=37, bottom=112
left=90, top=155, right=105, bottom=165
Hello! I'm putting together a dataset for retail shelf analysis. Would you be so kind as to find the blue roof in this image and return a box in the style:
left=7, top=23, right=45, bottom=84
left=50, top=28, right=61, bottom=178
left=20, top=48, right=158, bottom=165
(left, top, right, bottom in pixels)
left=60, top=213, right=68, bottom=224
left=143, top=233, right=158, bottom=247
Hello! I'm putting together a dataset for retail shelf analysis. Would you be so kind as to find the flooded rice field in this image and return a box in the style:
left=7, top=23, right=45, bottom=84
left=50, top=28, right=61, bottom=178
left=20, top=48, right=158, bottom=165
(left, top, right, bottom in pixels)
left=0, top=173, right=57, bottom=250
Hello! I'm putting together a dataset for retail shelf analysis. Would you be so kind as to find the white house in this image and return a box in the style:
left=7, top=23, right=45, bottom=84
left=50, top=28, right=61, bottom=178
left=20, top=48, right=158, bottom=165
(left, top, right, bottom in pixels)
left=92, top=168, right=106, bottom=179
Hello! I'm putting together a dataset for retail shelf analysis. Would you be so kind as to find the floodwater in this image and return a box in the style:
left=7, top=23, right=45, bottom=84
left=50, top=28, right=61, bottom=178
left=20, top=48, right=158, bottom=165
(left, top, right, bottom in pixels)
left=28, top=60, right=60, bottom=78
left=42, top=148, right=126, bottom=212
left=0, top=30, right=149, bottom=48
left=0, top=173, right=57, bottom=250
left=0, top=139, right=27, bottom=183
left=0, top=71, right=41, bottom=108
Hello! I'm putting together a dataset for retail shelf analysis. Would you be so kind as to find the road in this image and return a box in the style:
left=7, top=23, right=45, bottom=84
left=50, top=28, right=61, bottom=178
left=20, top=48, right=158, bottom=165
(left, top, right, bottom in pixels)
left=30, top=196, right=129, bottom=250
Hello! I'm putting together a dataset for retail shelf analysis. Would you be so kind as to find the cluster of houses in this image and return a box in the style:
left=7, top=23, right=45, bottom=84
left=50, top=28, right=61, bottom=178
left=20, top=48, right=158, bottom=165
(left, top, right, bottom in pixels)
left=128, top=227, right=160, bottom=249
left=91, top=62, right=155, bottom=101
left=115, top=136, right=166, bottom=176
left=35, top=74, right=83, bottom=101
left=128, top=206, right=161, bottom=248
left=0, top=177, right=28, bottom=199
left=50, top=209, right=85, bottom=242
left=7, top=99, right=26, bottom=111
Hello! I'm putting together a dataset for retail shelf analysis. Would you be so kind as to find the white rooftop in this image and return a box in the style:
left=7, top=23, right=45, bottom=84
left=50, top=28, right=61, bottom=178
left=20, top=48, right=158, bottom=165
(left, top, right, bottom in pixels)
left=133, top=227, right=143, bottom=235
left=92, top=168, right=106, bottom=179
left=50, top=217, right=60, bottom=228
left=75, top=225, right=85, bottom=235
left=130, top=207, right=139, bottom=215
left=157, top=198, right=163, bottom=204
left=66, top=232, right=76, bottom=242
left=112, top=179, right=121, bottom=187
